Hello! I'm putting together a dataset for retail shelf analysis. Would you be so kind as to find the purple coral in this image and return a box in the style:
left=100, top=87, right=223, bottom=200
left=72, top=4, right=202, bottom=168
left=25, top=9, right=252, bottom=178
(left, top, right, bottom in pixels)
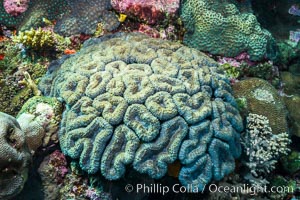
left=3, top=0, right=30, bottom=16
left=288, top=4, right=300, bottom=16
left=289, top=30, right=300, bottom=43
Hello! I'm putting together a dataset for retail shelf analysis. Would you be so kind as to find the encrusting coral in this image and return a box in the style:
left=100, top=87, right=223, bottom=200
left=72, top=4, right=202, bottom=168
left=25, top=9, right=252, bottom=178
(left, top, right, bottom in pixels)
left=232, top=78, right=288, bottom=135
left=180, top=0, right=277, bottom=61
left=0, top=0, right=119, bottom=36
left=0, top=0, right=68, bottom=30
left=38, top=32, right=244, bottom=191
left=54, top=0, right=120, bottom=36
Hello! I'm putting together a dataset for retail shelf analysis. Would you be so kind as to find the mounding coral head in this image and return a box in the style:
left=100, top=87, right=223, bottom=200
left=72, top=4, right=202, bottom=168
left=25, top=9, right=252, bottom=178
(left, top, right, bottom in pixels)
left=0, top=112, right=31, bottom=199
left=180, top=0, right=277, bottom=61
left=39, top=32, right=244, bottom=191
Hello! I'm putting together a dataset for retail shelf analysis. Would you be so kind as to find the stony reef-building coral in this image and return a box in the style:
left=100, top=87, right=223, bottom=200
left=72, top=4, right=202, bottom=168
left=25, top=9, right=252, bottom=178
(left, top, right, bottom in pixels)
left=54, top=0, right=120, bottom=36
left=39, top=33, right=243, bottom=191
left=180, top=0, right=277, bottom=61
left=0, top=0, right=68, bottom=30
left=0, top=96, right=62, bottom=198
left=17, top=96, right=63, bottom=153
left=232, top=78, right=288, bottom=135
left=0, top=112, right=31, bottom=200
left=0, top=0, right=119, bottom=35
left=12, top=27, right=70, bottom=53
left=111, top=0, right=180, bottom=25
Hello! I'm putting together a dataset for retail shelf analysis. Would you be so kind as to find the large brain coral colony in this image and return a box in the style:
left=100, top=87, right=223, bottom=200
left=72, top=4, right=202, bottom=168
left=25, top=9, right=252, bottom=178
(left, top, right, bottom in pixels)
left=39, top=33, right=244, bottom=190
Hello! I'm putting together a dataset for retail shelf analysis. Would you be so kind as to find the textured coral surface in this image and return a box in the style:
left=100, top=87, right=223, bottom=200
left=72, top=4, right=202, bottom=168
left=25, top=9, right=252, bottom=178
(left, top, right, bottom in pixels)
left=0, top=0, right=67, bottom=29
left=180, top=0, right=275, bottom=61
left=0, top=0, right=119, bottom=35
left=54, top=0, right=119, bottom=36
left=111, top=0, right=180, bottom=24
left=3, top=0, right=30, bottom=16
left=39, top=33, right=243, bottom=190
left=233, top=78, right=288, bottom=135
left=0, top=112, right=30, bottom=199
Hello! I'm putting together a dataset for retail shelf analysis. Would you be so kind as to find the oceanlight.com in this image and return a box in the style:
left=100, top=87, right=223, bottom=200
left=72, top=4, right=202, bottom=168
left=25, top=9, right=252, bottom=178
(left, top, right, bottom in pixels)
left=124, top=183, right=293, bottom=196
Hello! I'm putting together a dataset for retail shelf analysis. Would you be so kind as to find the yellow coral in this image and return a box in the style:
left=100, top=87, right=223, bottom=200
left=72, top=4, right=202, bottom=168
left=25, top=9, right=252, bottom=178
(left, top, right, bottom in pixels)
left=13, top=28, right=55, bottom=50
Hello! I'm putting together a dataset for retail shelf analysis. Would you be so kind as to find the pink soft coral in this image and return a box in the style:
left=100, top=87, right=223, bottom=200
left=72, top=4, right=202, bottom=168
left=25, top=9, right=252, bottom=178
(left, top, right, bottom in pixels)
left=3, top=0, right=30, bottom=16
left=111, top=0, right=179, bottom=24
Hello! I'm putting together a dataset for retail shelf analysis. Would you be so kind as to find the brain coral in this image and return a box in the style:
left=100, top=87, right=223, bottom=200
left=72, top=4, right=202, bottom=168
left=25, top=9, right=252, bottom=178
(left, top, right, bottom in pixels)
left=180, top=0, right=276, bottom=61
left=39, top=33, right=243, bottom=190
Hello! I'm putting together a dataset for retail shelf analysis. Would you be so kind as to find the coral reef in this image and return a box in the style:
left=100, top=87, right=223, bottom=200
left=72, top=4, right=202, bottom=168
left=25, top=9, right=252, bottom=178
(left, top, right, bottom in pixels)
left=3, top=0, right=30, bottom=16
left=54, top=0, right=120, bottom=36
left=58, top=162, right=112, bottom=200
left=241, top=113, right=290, bottom=186
left=12, top=27, right=70, bottom=53
left=111, top=0, right=180, bottom=24
left=17, top=96, right=63, bottom=153
left=38, top=33, right=243, bottom=191
left=0, top=0, right=68, bottom=30
left=232, top=78, right=288, bottom=135
left=38, top=150, right=68, bottom=200
left=180, top=0, right=276, bottom=61
left=0, top=39, right=48, bottom=116
left=0, top=112, right=31, bottom=200
left=38, top=151, right=112, bottom=200
left=13, top=28, right=55, bottom=50
left=1, top=0, right=120, bottom=36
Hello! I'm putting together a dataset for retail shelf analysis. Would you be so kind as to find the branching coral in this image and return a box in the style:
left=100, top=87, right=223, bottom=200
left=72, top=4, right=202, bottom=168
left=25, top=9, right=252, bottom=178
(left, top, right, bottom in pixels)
left=241, top=113, right=291, bottom=186
left=39, top=33, right=243, bottom=191
left=12, top=28, right=69, bottom=52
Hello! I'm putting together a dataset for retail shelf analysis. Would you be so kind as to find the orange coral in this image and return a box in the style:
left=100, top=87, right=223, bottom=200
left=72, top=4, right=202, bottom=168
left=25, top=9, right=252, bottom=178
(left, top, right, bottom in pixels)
left=64, top=49, right=76, bottom=55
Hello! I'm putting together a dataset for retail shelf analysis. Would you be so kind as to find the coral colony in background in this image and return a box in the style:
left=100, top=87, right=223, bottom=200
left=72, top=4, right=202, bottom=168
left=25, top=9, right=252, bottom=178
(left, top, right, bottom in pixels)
left=0, top=0, right=299, bottom=200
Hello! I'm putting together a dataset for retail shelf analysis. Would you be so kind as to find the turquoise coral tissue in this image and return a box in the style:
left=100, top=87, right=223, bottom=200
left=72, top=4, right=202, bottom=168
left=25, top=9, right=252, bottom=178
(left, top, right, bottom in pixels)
left=180, top=0, right=276, bottom=61
left=38, top=33, right=243, bottom=191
